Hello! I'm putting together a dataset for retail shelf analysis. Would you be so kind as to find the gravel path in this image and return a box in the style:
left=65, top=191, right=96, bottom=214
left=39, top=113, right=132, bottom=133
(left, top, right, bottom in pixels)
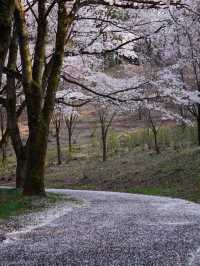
left=1, top=189, right=200, bottom=266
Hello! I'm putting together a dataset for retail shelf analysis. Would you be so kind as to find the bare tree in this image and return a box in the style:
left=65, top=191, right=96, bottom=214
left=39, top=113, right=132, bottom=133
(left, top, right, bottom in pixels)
left=145, top=109, right=162, bottom=154
left=65, top=110, right=79, bottom=157
left=97, top=106, right=115, bottom=162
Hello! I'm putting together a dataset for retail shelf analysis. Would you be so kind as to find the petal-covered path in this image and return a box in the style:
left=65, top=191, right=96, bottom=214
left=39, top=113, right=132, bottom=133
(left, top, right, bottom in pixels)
left=1, top=189, right=200, bottom=266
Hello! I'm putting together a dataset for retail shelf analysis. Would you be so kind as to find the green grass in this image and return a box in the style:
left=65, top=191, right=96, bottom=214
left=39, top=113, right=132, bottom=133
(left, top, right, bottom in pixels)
left=120, top=125, right=198, bottom=151
left=61, top=146, right=200, bottom=203
left=125, top=147, right=200, bottom=202
left=0, top=188, right=68, bottom=219
left=127, top=187, right=180, bottom=198
left=2, top=124, right=200, bottom=204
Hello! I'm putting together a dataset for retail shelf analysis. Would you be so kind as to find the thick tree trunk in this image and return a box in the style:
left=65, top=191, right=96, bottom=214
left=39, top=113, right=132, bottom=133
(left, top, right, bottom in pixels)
left=16, top=157, right=26, bottom=188
left=23, top=123, right=48, bottom=196
left=0, top=0, right=15, bottom=88
left=8, top=120, right=26, bottom=188
left=16, top=1, right=72, bottom=196
left=15, top=1, right=47, bottom=196
left=6, top=23, right=27, bottom=188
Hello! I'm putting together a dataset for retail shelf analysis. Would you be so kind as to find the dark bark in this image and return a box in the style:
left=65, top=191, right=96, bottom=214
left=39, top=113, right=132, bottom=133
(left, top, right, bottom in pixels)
left=23, top=122, right=48, bottom=196
left=0, top=0, right=15, bottom=89
left=68, top=132, right=72, bottom=155
left=52, top=112, right=63, bottom=164
left=197, top=119, right=200, bottom=146
left=152, top=128, right=160, bottom=154
left=65, top=113, right=78, bottom=156
left=138, top=106, right=142, bottom=120
left=147, top=111, right=160, bottom=154
left=197, top=104, right=200, bottom=146
left=0, top=108, right=7, bottom=165
left=16, top=156, right=26, bottom=188
left=101, top=120, right=107, bottom=162
left=13, top=0, right=77, bottom=195
left=15, top=1, right=47, bottom=195
left=1, top=142, right=7, bottom=165
left=0, top=129, right=9, bottom=149
left=6, top=23, right=26, bottom=188
left=102, top=135, right=107, bottom=162
left=22, top=1, right=70, bottom=196
left=56, top=127, right=62, bottom=165
left=98, top=109, right=115, bottom=162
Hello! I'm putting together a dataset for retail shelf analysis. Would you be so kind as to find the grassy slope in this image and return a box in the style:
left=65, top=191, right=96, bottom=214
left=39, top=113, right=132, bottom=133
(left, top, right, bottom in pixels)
left=1, top=146, right=200, bottom=203
left=44, top=147, right=200, bottom=203
left=0, top=189, right=67, bottom=219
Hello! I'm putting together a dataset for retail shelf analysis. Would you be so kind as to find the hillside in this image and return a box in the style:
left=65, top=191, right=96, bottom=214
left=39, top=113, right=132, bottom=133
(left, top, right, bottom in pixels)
left=36, top=146, right=200, bottom=203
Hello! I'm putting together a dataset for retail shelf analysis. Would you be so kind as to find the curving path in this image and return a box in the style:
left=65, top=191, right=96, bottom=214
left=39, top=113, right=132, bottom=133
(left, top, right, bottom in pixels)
left=1, top=189, right=200, bottom=265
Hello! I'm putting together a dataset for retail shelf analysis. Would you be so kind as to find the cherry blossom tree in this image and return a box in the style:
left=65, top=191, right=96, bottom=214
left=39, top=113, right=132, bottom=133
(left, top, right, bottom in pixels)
left=146, top=2, right=200, bottom=144
left=0, top=0, right=190, bottom=195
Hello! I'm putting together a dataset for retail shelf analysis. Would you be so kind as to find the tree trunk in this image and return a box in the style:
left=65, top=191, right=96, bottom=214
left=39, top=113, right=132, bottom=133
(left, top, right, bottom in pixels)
left=0, top=0, right=15, bottom=88
left=6, top=23, right=27, bottom=188
left=16, top=1, right=71, bottom=196
left=68, top=130, right=72, bottom=156
left=138, top=107, right=142, bottom=120
left=15, top=1, right=47, bottom=196
left=179, top=106, right=187, bottom=131
left=56, top=127, right=61, bottom=165
left=0, top=109, right=6, bottom=165
left=1, top=139, right=7, bottom=166
left=102, top=136, right=107, bottom=162
left=23, top=123, right=48, bottom=196
left=153, top=130, right=160, bottom=154
left=197, top=115, right=200, bottom=146
left=16, top=157, right=26, bottom=188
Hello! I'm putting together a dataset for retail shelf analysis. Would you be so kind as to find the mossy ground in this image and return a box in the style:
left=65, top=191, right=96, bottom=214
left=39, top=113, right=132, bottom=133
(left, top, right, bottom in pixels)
left=0, top=188, right=68, bottom=219
left=1, top=146, right=200, bottom=203
left=1, top=124, right=200, bottom=205
left=43, top=146, right=200, bottom=203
